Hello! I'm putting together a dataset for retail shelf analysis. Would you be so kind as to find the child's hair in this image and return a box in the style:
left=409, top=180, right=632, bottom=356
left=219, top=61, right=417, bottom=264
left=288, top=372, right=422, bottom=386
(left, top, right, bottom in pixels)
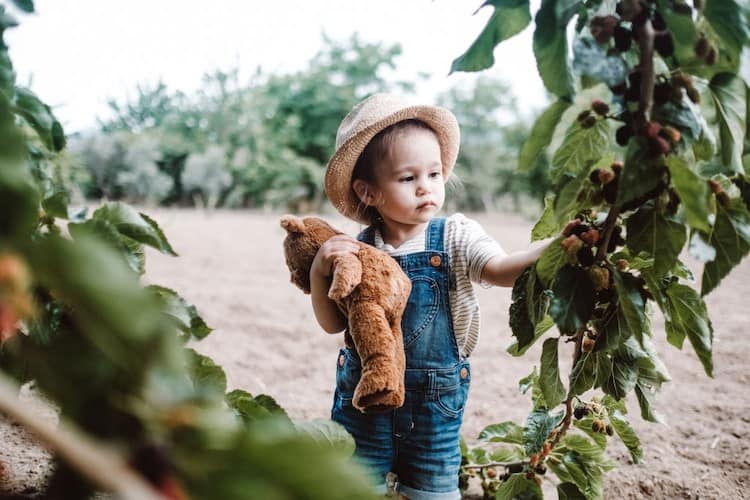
left=352, top=119, right=450, bottom=225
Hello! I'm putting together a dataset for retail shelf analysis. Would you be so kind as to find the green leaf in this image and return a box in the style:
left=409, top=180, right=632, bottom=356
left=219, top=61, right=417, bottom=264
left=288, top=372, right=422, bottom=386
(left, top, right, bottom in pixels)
left=665, top=156, right=711, bottom=233
left=518, top=366, right=548, bottom=410
left=0, top=91, right=37, bottom=241
left=540, top=338, right=566, bottom=408
left=531, top=194, right=558, bottom=241
left=41, top=190, right=70, bottom=219
left=550, top=118, right=610, bottom=183
left=568, top=351, right=598, bottom=395
left=652, top=100, right=703, bottom=142
left=549, top=265, right=595, bottom=333
left=536, top=236, right=566, bottom=287
left=550, top=434, right=612, bottom=499
left=490, top=445, right=527, bottom=463
left=612, top=271, right=647, bottom=345
left=510, top=267, right=536, bottom=349
left=635, top=382, right=664, bottom=423
left=495, top=473, right=543, bottom=500
left=450, top=0, right=532, bottom=73
left=478, top=421, right=525, bottom=444
left=617, top=138, right=664, bottom=208
left=11, top=0, right=34, bottom=13
left=608, top=407, right=642, bottom=463
left=186, top=348, right=227, bottom=395
left=506, top=316, right=554, bottom=356
left=13, top=87, right=66, bottom=151
left=597, top=304, right=630, bottom=352
left=68, top=219, right=145, bottom=275
left=597, top=346, right=639, bottom=400
left=702, top=198, right=750, bottom=295
left=533, top=0, right=576, bottom=98
left=226, top=389, right=284, bottom=423
left=557, top=482, right=586, bottom=500
left=92, top=202, right=178, bottom=256
left=519, top=99, right=571, bottom=171
left=524, top=408, right=563, bottom=455
left=709, top=73, right=747, bottom=174
left=663, top=282, right=714, bottom=376
left=626, top=204, right=687, bottom=278
left=294, top=419, right=355, bottom=456
left=146, top=285, right=213, bottom=340
left=704, top=0, right=750, bottom=58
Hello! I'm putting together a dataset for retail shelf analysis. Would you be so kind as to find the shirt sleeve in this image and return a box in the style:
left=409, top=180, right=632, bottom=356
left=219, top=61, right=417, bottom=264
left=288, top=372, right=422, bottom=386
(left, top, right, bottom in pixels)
left=448, top=214, right=506, bottom=284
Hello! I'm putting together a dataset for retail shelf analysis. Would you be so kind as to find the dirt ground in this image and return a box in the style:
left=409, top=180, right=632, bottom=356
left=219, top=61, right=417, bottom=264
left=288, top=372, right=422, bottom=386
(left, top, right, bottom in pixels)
left=1, top=209, right=749, bottom=499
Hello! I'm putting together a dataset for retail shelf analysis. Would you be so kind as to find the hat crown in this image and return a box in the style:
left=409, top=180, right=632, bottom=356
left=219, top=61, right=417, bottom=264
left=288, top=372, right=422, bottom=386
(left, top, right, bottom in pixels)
left=335, top=93, right=409, bottom=149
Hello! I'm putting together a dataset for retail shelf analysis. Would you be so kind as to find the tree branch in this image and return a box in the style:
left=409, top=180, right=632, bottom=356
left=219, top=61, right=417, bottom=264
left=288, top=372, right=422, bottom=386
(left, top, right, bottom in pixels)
left=0, top=374, right=162, bottom=500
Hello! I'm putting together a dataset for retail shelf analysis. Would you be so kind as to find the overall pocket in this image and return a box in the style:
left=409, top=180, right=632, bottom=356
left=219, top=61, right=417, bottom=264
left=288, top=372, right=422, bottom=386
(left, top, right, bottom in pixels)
left=335, top=348, right=361, bottom=406
left=402, top=275, right=440, bottom=347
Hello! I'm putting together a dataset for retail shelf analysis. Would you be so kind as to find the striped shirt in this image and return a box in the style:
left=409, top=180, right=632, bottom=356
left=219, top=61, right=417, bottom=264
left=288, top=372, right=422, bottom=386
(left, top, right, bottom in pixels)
left=371, top=213, right=506, bottom=358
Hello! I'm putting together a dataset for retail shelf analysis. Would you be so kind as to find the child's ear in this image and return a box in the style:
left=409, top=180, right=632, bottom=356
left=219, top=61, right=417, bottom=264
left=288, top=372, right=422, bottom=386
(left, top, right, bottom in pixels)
left=352, top=179, right=376, bottom=205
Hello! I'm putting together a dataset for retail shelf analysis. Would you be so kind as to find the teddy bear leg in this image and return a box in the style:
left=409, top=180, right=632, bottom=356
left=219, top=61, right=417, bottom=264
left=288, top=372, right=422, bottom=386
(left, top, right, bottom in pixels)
left=348, top=303, right=405, bottom=414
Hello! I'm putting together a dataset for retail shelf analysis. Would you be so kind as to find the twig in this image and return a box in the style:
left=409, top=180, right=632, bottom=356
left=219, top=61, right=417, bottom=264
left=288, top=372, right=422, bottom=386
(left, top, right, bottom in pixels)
left=550, top=328, right=585, bottom=449
left=0, top=373, right=162, bottom=500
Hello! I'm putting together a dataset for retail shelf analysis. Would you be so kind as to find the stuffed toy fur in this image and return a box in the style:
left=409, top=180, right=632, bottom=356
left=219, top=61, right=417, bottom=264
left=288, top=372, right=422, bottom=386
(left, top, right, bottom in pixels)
left=280, top=215, right=410, bottom=414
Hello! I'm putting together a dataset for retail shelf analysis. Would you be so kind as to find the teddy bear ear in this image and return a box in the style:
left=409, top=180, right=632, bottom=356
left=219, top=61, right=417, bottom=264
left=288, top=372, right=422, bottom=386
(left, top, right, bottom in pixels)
left=280, top=214, right=306, bottom=233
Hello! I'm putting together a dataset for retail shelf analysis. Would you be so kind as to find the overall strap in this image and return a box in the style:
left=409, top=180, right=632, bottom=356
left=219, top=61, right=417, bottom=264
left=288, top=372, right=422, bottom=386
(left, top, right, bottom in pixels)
left=356, top=225, right=376, bottom=245
left=425, top=218, right=446, bottom=252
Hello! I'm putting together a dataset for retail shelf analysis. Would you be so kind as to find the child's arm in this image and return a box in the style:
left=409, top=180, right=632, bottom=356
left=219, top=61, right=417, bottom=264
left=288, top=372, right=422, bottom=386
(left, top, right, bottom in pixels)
left=480, top=238, right=553, bottom=287
left=309, top=235, right=360, bottom=333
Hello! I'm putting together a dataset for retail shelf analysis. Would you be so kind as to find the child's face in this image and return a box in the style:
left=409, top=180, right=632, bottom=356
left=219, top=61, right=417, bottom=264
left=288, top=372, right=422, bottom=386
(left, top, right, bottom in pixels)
left=360, top=128, right=445, bottom=227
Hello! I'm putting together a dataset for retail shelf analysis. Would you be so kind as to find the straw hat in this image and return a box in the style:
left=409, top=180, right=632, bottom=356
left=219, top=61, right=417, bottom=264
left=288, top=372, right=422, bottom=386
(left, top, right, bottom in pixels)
left=325, top=93, right=460, bottom=224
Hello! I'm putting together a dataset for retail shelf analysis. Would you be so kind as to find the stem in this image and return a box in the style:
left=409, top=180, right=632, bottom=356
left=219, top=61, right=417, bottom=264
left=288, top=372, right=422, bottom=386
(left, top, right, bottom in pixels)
left=549, top=328, right=585, bottom=449
left=595, top=206, right=621, bottom=263
left=0, top=373, right=162, bottom=500
left=636, top=18, right=656, bottom=129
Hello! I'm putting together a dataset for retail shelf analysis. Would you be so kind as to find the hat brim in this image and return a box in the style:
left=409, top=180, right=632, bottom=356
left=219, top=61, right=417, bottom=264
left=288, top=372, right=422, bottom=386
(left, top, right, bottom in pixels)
left=325, top=105, right=460, bottom=225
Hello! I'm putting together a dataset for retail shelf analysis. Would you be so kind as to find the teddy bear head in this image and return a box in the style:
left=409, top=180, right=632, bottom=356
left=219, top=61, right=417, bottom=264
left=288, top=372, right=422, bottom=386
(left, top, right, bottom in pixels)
left=280, top=215, right=340, bottom=294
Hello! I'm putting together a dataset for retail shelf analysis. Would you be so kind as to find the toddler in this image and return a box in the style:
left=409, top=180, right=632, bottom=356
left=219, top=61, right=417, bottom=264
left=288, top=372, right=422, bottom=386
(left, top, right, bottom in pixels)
left=311, top=93, right=548, bottom=499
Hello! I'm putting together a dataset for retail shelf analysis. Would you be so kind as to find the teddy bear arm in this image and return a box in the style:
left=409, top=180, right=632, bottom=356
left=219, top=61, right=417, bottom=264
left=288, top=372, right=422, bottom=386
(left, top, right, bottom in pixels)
left=328, top=253, right=362, bottom=300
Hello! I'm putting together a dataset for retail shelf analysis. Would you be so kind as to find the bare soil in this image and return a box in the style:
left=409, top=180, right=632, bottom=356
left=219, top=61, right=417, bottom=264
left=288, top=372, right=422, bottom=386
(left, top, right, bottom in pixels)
left=2, top=209, right=748, bottom=499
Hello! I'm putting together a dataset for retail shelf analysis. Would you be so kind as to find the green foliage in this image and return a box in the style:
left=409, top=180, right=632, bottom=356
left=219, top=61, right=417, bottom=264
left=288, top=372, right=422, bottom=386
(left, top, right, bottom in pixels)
left=0, top=11, right=379, bottom=499
left=458, top=0, right=749, bottom=494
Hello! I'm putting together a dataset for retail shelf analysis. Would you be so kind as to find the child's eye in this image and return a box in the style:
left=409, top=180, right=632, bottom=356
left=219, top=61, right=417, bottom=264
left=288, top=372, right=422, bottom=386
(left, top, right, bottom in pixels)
left=429, top=172, right=442, bottom=178
left=399, top=176, right=414, bottom=182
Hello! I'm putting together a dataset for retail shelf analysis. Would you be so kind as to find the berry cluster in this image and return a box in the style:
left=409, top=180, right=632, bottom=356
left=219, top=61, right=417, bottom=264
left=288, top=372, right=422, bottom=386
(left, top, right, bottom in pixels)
left=573, top=399, right=615, bottom=435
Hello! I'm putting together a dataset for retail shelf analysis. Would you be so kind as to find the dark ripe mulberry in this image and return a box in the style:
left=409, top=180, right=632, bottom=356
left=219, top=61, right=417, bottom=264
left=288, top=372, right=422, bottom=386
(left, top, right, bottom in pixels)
left=717, top=191, right=731, bottom=207
left=655, top=33, right=675, bottom=57
left=606, top=424, right=615, bottom=436
left=611, top=161, right=624, bottom=174
left=574, top=405, right=590, bottom=419
left=616, top=125, right=633, bottom=146
left=625, top=83, right=641, bottom=102
left=592, top=99, right=610, bottom=116
left=582, top=335, right=596, bottom=352
left=590, top=169, right=603, bottom=184
left=581, top=115, right=598, bottom=128
left=694, top=36, right=709, bottom=58
left=651, top=136, right=671, bottom=155
left=577, top=109, right=592, bottom=122
left=708, top=179, right=722, bottom=194
left=614, top=25, right=632, bottom=52
left=667, top=189, right=681, bottom=214
left=643, top=120, right=662, bottom=139
left=611, top=81, right=628, bottom=95
left=535, top=463, right=548, bottom=475
left=508, top=463, right=523, bottom=474
left=672, top=73, right=693, bottom=89
left=577, top=246, right=595, bottom=267
left=569, top=223, right=591, bottom=236
left=596, top=287, right=615, bottom=303
left=654, top=82, right=672, bottom=104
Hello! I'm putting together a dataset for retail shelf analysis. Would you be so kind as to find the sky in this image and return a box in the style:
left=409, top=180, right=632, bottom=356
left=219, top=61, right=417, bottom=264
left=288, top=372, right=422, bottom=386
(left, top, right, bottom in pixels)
left=5, top=0, right=547, bottom=133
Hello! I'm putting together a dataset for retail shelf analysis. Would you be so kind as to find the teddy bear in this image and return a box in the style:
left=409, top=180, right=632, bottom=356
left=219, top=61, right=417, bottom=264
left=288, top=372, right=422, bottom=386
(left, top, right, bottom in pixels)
left=280, top=215, right=411, bottom=414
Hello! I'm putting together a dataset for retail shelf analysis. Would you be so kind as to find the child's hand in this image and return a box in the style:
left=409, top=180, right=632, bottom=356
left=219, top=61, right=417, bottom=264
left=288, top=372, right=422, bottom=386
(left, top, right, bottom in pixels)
left=311, top=235, right=360, bottom=279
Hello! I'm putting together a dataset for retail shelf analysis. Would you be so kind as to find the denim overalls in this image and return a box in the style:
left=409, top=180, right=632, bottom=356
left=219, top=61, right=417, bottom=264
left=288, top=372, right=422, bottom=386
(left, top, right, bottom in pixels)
left=331, top=218, right=471, bottom=500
